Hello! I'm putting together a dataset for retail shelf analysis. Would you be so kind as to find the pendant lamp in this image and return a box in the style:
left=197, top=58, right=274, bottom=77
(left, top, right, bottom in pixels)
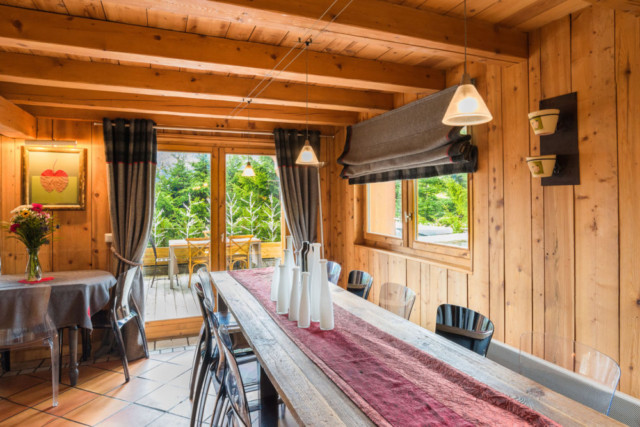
left=296, top=40, right=320, bottom=166
left=442, top=0, right=492, bottom=126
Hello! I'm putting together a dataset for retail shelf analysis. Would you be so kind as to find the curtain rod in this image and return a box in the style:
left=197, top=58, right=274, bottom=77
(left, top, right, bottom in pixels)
left=92, top=122, right=334, bottom=138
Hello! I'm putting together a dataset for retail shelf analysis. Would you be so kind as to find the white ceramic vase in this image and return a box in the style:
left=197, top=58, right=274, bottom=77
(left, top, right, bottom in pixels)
left=270, top=258, right=281, bottom=302
left=276, top=264, right=290, bottom=315
left=318, top=259, right=334, bottom=331
left=298, top=272, right=311, bottom=328
left=288, top=267, right=301, bottom=321
left=309, top=244, right=322, bottom=322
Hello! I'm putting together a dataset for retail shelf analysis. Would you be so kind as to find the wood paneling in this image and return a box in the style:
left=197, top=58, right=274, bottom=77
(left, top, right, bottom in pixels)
left=0, top=119, right=110, bottom=274
left=327, top=6, right=640, bottom=397
left=617, top=9, right=640, bottom=398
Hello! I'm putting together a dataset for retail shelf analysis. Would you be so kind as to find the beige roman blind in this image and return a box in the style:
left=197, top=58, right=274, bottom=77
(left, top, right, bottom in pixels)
left=338, top=86, right=477, bottom=184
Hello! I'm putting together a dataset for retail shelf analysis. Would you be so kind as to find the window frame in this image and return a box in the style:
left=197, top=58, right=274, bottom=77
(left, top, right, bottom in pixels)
left=362, top=173, right=473, bottom=272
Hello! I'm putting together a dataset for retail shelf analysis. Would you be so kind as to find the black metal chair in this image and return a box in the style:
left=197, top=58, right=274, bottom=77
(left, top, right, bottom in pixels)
left=326, top=261, right=342, bottom=285
left=435, top=304, right=494, bottom=357
left=379, top=283, right=416, bottom=320
left=346, top=270, right=373, bottom=300
left=91, top=267, right=149, bottom=382
left=149, top=235, right=172, bottom=288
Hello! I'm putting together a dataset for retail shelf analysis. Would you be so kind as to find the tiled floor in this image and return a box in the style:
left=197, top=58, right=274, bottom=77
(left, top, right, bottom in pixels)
left=0, top=344, right=205, bottom=426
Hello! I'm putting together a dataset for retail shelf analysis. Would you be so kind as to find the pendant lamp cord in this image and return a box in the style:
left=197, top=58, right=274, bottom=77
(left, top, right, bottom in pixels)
left=305, top=39, right=311, bottom=140
left=463, top=0, right=467, bottom=75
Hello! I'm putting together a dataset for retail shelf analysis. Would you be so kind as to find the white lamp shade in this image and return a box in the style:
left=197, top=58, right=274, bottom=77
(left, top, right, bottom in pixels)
left=442, top=83, right=493, bottom=126
left=242, top=161, right=255, bottom=177
left=295, top=142, right=319, bottom=165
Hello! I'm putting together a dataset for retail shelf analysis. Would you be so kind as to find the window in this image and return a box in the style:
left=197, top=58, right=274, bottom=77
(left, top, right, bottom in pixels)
left=414, top=174, right=468, bottom=248
left=367, top=181, right=402, bottom=239
left=364, top=174, right=471, bottom=269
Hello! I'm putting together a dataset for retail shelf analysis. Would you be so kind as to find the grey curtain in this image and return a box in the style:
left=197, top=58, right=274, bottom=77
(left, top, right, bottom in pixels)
left=103, top=118, right=157, bottom=360
left=338, top=86, right=477, bottom=184
left=274, top=129, right=320, bottom=251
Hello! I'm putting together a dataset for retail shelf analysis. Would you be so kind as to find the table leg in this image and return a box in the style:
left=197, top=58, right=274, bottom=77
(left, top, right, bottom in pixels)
left=169, top=246, right=176, bottom=289
left=68, top=326, right=79, bottom=386
left=81, top=329, right=92, bottom=362
left=259, top=365, right=279, bottom=426
left=1, top=350, right=10, bottom=373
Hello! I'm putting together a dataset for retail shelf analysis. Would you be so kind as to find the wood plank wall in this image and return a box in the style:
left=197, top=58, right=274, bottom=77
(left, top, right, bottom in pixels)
left=325, top=6, right=640, bottom=397
left=0, top=119, right=111, bottom=275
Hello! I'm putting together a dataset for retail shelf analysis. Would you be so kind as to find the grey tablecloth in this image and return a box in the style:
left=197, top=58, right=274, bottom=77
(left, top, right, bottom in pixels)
left=0, top=270, right=116, bottom=330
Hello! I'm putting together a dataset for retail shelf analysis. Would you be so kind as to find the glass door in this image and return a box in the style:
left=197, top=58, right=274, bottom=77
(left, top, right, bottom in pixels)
left=224, top=152, right=283, bottom=271
left=144, top=150, right=211, bottom=321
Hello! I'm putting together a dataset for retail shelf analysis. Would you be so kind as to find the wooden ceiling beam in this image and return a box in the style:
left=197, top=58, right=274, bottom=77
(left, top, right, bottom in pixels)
left=20, top=105, right=338, bottom=135
left=0, top=5, right=444, bottom=93
left=0, top=95, right=36, bottom=139
left=0, top=52, right=393, bottom=113
left=99, top=0, right=528, bottom=63
left=0, top=84, right=357, bottom=126
left=583, top=0, right=640, bottom=16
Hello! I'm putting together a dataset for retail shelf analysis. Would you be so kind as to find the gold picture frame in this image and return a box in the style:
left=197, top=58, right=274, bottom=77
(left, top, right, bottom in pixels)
left=22, top=146, right=87, bottom=210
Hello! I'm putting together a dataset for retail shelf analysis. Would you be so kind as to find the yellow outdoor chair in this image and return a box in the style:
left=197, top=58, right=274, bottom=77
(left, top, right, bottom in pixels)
left=186, top=237, right=211, bottom=288
left=227, top=235, right=254, bottom=270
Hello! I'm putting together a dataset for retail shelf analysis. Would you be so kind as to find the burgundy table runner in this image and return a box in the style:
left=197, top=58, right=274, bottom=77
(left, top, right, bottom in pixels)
left=229, top=268, right=558, bottom=427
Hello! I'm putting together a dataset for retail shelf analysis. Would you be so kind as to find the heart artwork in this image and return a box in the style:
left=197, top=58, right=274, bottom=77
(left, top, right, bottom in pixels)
left=40, top=169, right=69, bottom=193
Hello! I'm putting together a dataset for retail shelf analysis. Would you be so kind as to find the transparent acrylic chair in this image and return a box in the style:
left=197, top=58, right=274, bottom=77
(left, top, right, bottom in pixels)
left=0, top=285, right=59, bottom=407
left=435, top=304, right=494, bottom=357
left=346, top=270, right=373, bottom=300
left=519, top=332, right=621, bottom=415
left=379, top=283, right=416, bottom=320
left=326, top=261, right=342, bottom=285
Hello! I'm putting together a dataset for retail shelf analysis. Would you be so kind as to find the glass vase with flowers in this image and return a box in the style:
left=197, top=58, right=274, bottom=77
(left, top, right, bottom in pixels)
left=3, top=204, right=56, bottom=281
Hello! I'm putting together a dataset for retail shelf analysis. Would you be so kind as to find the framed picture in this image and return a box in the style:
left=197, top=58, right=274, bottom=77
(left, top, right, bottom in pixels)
left=22, top=146, right=87, bottom=210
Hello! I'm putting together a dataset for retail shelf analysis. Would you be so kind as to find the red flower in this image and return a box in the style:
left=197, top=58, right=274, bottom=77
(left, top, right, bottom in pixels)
left=31, top=203, right=43, bottom=212
left=9, top=223, right=20, bottom=233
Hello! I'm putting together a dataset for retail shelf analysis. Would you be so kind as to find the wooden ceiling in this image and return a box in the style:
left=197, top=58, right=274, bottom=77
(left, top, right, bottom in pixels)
left=0, top=0, right=608, bottom=138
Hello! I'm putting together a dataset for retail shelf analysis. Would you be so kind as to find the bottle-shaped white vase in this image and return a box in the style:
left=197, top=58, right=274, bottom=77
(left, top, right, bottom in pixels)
left=270, top=257, right=281, bottom=302
left=298, top=272, right=311, bottom=328
left=310, top=245, right=322, bottom=322
left=276, top=264, right=290, bottom=315
left=282, top=248, right=295, bottom=308
left=318, top=259, right=334, bottom=331
left=288, top=267, right=301, bottom=321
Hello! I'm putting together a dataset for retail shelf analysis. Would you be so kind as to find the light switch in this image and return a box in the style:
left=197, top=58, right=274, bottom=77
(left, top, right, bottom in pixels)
left=105, top=233, right=113, bottom=243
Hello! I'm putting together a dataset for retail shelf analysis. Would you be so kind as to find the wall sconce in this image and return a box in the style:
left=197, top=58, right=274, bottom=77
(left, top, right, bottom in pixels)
left=526, top=93, right=579, bottom=186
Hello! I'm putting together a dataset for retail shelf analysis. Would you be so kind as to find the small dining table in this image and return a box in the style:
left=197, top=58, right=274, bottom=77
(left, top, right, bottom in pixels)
left=0, top=270, right=116, bottom=386
left=212, top=269, right=621, bottom=426
left=167, top=237, right=262, bottom=288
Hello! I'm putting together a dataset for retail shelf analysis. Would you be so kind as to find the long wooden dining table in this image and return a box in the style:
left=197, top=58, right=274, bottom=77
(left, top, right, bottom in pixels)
left=211, top=270, right=621, bottom=426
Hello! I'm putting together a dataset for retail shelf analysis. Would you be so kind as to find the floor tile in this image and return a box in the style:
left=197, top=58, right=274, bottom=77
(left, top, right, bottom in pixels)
left=0, top=399, right=28, bottom=423
left=167, top=350, right=196, bottom=367
left=106, top=377, right=162, bottom=402
left=7, top=381, right=68, bottom=407
left=33, top=387, right=99, bottom=417
left=139, top=363, right=189, bottom=383
left=75, top=371, right=126, bottom=395
left=150, top=351, right=180, bottom=362
left=91, top=360, right=123, bottom=373
left=64, top=366, right=112, bottom=386
left=0, top=408, right=57, bottom=427
left=96, top=403, right=164, bottom=426
left=63, top=395, right=129, bottom=425
left=146, top=412, right=190, bottom=427
left=45, top=418, right=85, bottom=426
left=136, top=384, right=188, bottom=411
left=153, top=339, right=176, bottom=350
left=168, top=371, right=192, bottom=390
left=0, top=375, right=45, bottom=398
